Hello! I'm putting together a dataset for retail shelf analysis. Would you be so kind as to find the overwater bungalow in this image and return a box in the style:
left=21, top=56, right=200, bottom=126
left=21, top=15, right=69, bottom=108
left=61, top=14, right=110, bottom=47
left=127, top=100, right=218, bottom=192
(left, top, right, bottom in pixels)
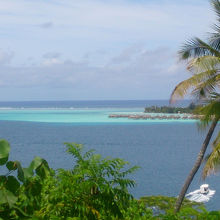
left=108, top=113, right=201, bottom=120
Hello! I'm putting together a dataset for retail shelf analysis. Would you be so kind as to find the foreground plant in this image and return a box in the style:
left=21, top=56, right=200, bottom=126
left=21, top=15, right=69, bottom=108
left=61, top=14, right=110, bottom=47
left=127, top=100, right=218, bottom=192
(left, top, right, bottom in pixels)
left=0, top=139, right=51, bottom=219
left=139, top=196, right=220, bottom=220
left=35, top=143, right=140, bottom=219
left=1, top=139, right=220, bottom=219
left=0, top=140, right=144, bottom=219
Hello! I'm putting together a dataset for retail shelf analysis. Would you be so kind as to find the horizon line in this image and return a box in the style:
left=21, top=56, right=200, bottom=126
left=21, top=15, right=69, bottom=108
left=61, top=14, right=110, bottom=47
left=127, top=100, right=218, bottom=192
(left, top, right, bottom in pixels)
left=0, top=99, right=191, bottom=102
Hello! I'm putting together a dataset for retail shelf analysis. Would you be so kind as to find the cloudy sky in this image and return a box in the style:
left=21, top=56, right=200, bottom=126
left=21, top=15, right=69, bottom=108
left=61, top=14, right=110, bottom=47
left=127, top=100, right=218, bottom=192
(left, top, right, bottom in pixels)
left=0, top=0, right=215, bottom=100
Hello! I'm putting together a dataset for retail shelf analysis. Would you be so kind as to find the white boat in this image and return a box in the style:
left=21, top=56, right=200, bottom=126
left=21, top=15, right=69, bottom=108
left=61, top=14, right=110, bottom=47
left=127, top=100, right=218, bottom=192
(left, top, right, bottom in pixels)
left=200, top=184, right=209, bottom=194
left=185, top=184, right=215, bottom=203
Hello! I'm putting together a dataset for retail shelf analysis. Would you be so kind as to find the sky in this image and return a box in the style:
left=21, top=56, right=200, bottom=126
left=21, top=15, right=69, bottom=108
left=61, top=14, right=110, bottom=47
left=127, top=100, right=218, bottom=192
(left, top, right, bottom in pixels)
left=0, top=0, right=216, bottom=101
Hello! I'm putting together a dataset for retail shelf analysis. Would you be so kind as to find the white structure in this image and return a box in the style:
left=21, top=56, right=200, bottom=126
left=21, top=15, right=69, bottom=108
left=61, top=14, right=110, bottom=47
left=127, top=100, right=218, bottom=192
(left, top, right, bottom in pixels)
left=185, top=184, right=215, bottom=203
left=200, top=184, right=209, bottom=194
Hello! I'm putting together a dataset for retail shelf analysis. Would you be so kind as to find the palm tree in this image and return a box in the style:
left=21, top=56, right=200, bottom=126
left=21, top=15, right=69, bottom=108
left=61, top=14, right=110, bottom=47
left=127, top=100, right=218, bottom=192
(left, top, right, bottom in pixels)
left=170, top=0, right=220, bottom=213
left=200, top=94, right=220, bottom=179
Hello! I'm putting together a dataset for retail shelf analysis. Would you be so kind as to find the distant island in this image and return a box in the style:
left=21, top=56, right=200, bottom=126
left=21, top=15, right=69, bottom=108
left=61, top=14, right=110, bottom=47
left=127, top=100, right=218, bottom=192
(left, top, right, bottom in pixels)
left=108, top=103, right=201, bottom=120
left=144, top=103, right=196, bottom=114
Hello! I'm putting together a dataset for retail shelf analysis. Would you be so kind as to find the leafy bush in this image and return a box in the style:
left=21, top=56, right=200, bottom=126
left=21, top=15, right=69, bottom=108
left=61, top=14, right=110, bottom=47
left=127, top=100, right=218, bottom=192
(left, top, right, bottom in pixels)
left=0, top=139, right=51, bottom=219
left=35, top=143, right=139, bottom=219
left=0, top=140, right=145, bottom=219
left=0, top=139, right=220, bottom=219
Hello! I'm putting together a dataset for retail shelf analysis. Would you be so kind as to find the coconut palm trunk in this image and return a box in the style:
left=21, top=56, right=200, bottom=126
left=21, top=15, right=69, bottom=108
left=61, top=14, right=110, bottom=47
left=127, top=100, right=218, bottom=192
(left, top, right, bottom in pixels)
left=175, top=117, right=219, bottom=213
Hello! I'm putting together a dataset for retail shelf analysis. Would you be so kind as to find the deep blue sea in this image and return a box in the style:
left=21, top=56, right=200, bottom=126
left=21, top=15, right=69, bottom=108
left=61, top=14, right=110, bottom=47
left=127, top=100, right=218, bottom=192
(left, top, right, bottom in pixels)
left=0, top=100, right=219, bottom=210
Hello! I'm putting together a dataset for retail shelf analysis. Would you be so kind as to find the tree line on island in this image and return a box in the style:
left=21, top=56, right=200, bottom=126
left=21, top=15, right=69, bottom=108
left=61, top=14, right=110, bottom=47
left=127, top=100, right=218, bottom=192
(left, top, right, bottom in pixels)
left=144, top=103, right=197, bottom=114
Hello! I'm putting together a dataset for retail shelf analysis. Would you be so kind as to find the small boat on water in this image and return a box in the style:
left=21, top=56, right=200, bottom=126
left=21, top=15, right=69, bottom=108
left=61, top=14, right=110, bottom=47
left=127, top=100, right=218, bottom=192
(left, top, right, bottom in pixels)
left=186, top=184, right=215, bottom=203
left=200, top=184, right=209, bottom=194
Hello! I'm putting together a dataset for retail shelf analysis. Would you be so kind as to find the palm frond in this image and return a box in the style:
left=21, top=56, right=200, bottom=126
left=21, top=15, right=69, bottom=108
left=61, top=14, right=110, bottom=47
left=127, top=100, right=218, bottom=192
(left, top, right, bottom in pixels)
left=208, top=1, right=220, bottom=49
left=211, top=0, right=220, bottom=21
left=170, top=70, right=219, bottom=103
left=211, top=23, right=220, bottom=33
left=213, top=130, right=220, bottom=146
left=187, top=56, right=220, bottom=74
left=196, top=100, right=220, bottom=124
left=191, top=74, right=219, bottom=99
left=179, top=37, right=220, bottom=60
left=209, top=24, right=220, bottom=50
left=211, top=91, right=220, bottom=99
left=203, top=131, right=220, bottom=178
left=170, top=78, right=197, bottom=104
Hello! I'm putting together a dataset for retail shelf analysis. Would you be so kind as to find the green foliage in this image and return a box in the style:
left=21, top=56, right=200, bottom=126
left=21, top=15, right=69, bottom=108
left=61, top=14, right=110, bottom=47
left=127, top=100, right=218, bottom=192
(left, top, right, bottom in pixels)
left=196, top=99, right=220, bottom=124
left=35, top=143, right=139, bottom=219
left=139, top=195, right=203, bottom=218
left=0, top=140, right=10, bottom=165
left=163, top=207, right=220, bottom=220
left=144, top=103, right=197, bottom=114
left=203, top=130, right=220, bottom=178
left=140, top=195, right=201, bottom=213
left=1, top=139, right=220, bottom=219
left=138, top=196, right=220, bottom=219
left=0, top=139, right=51, bottom=219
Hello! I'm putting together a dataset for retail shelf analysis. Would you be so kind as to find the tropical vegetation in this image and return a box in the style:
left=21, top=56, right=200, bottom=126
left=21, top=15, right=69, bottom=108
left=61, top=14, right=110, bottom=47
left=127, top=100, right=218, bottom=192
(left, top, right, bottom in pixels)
left=144, top=103, right=196, bottom=114
left=1, top=139, right=220, bottom=219
left=1, top=0, right=220, bottom=219
left=170, top=0, right=220, bottom=213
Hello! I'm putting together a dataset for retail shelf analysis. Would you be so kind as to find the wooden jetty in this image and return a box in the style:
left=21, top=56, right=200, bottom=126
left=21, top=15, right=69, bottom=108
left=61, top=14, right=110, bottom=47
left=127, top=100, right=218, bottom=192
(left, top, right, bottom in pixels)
left=108, top=114, right=202, bottom=120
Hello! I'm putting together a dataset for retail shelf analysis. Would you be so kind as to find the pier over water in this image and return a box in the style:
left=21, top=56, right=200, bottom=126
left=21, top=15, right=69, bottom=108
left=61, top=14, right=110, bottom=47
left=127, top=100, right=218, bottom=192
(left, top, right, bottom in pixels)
left=108, top=113, right=202, bottom=120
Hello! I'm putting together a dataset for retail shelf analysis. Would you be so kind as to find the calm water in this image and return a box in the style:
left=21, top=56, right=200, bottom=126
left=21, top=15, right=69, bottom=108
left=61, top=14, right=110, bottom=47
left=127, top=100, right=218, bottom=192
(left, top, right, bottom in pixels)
left=0, top=100, right=218, bottom=210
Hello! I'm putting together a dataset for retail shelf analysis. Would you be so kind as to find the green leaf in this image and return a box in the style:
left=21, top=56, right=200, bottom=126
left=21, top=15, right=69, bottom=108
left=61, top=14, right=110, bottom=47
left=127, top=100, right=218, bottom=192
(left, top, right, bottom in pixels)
left=6, top=161, right=18, bottom=171
left=29, top=156, right=45, bottom=170
left=36, top=160, right=50, bottom=179
left=0, top=175, right=7, bottom=183
left=0, top=188, right=17, bottom=207
left=28, top=179, right=42, bottom=196
left=0, top=140, right=10, bottom=165
left=15, top=161, right=25, bottom=182
left=26, top=156, right=50, bottom=179
left=23, top=167, right=34, bottom=179
left=6, top=176, right=20, bottom=194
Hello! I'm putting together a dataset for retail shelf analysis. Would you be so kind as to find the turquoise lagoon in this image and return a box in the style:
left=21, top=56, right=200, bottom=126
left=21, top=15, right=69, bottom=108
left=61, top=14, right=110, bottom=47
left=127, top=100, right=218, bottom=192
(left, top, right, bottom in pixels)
left=0, top=108, right=196, bottom=123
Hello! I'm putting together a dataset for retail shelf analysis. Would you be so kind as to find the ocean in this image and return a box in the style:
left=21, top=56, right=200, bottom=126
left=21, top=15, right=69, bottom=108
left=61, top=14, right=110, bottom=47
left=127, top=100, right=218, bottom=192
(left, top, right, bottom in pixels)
left=0, top=100, right=218, bottom=210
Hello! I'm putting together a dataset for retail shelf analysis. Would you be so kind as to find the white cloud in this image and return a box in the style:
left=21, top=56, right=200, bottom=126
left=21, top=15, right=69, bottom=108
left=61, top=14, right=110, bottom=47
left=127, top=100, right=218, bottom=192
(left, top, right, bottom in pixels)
left=0, top=0, right=214, bottom=99
left=0, top=0, right=214, bottom=59
left=0, top=45, right=189, bottom=99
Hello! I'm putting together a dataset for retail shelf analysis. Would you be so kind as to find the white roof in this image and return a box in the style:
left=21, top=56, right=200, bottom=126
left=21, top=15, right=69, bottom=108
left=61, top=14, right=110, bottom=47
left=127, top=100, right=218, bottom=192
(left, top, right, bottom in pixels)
left=200, top=184, right=209, bottom=188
